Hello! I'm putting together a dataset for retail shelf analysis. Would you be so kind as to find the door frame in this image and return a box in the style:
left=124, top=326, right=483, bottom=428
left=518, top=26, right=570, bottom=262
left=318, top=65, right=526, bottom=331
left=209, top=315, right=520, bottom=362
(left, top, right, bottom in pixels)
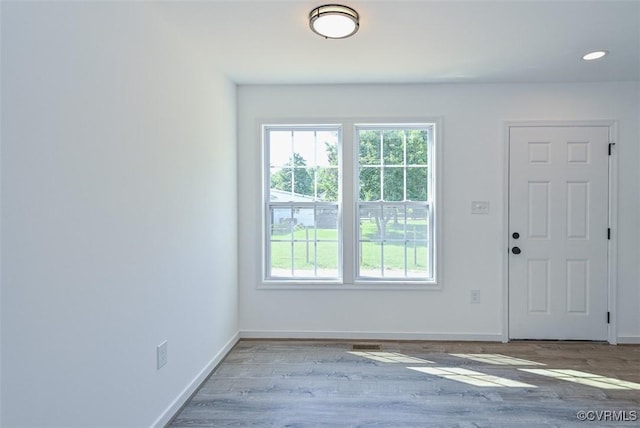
left=502, top=120, right=618, bottom=344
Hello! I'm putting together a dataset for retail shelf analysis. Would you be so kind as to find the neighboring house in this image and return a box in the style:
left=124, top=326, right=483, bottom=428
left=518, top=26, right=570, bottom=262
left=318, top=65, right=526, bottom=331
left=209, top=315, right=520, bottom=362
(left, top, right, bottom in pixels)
left=269, top=189, right=338, bottom=229
left=269, top=189, right=316, bottom=227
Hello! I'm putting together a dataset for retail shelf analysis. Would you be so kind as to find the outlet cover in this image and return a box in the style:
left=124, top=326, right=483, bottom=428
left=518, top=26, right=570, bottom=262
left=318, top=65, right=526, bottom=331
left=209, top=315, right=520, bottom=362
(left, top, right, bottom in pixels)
left=157, top=341, right=168, bottom=370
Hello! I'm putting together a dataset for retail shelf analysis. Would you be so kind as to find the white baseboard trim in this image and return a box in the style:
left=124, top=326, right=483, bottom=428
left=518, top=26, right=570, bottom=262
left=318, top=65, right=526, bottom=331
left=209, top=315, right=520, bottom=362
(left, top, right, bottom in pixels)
left=617, top=336, right=640, bottom=344
left=152, top=332, right=240, bottom=428
left=239, top=330, right=503, bottom=342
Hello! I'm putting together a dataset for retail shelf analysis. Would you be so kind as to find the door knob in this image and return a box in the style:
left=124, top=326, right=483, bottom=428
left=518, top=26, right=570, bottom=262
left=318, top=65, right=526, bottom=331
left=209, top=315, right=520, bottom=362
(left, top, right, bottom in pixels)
left=512, top=247, right=521, bottom=255
left=512, top=232, right=520, bottom=239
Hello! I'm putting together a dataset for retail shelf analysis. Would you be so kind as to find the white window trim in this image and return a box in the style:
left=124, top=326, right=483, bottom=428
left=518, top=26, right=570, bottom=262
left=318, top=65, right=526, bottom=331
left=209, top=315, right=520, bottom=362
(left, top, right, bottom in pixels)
left=259, top=118, right=443, bottom=291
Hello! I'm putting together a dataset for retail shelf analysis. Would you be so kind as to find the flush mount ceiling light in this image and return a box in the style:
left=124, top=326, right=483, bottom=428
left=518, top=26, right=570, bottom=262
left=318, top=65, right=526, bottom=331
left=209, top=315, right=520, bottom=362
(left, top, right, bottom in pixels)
left=582, top=50, right=609, bottom=61
left=309, top=4, right=359, bottom=39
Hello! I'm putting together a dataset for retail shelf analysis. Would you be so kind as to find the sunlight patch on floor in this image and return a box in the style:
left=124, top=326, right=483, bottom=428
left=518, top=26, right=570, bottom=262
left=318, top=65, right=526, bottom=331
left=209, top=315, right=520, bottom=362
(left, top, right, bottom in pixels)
left=348, top=351, right=433, bottom=364
left=450, top=353, right=546, bottom=366
left=409, top=366, right=537, bottom=388
left=520, top=369, right=640, bottom=390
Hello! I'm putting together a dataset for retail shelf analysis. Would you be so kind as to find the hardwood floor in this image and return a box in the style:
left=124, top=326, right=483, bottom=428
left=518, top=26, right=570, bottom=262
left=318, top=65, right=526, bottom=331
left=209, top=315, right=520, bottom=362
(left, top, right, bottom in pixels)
left=169, top=340, right=640, bottom=427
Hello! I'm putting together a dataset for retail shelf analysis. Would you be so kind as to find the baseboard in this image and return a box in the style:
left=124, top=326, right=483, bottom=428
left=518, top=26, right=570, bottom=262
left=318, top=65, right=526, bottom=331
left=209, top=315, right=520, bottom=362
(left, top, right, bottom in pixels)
left=617, top=336, right=640, bottom=344
left=151, top=331, right=240, bottom=428
left=239, top=330, right=503, bottom=342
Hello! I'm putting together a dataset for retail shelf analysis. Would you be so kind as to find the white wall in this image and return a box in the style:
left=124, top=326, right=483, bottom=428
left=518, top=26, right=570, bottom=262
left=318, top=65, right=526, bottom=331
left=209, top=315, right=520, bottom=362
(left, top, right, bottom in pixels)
left=238, top=82, right=639, bottom=342
left=1, top=2, right=238, bottom=427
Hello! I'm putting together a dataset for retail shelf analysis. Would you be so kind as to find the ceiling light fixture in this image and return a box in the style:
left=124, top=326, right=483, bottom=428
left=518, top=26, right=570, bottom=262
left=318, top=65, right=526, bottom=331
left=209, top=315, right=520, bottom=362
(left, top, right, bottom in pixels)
left=582, top=50, right=608, bottom=61
left=309, top=4, right=359, bottom=39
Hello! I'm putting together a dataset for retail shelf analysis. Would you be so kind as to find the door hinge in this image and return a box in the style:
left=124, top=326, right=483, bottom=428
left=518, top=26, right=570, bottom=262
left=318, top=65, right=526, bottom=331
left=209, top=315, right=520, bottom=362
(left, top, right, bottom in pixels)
left=607, top=228, right=611, bottom=240
left=608, top=142, right=616, bottom=155
left=607, top=312, right=611, bottom=324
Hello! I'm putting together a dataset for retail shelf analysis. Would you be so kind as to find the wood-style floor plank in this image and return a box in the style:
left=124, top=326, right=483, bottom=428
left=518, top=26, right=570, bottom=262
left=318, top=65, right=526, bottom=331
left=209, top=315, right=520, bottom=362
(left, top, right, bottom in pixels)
left=169, top=340, right=640, bottom=427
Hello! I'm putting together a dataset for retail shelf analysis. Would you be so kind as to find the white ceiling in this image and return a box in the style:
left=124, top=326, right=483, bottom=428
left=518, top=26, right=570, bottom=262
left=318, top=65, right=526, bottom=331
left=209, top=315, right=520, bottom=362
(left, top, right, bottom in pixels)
left=154, top=0, right=640, bottom=84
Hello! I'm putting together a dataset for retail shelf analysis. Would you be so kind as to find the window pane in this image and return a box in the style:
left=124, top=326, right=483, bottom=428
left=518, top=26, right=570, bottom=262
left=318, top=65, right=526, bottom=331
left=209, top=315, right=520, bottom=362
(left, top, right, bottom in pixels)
left=292, top=131, right=316, bottom=167
left=360, top=205, right=382, bottom=240
left=383, top=168, right=404, bottom=201
left=270, top=207, right=294, bottom=235
left=317, top=206, right=338, bottom=230
left=382, top=130, right=404, bottom=165
left=270, top=241, right=292, bottom=277
left=407, top=215, right=429, bottom=241
left=293, top=241, right=315, bottom=276
left=408, top=206, right=428, bottom=224
left=381, top=240, right=404, bottom=277
left=270, top=163, right=315, bottom=200
left=294, top=207, right=315, bottom=228
left=382, top=260, right=406, bottom=279
left=316, top=241, right=339, bottom=277
left=269, top=130, right=292, bottom=167
left=270, top=167, right=292, bottom=199
left=316, top=133, right=339, bottom=167
left=383, top=206, right=406, bottom=241
left=406, top=213, right=429, bottom=277
left=292, top=162, right=314, bottom=197
left=407, top=130, right=429, bottom=165
left=407, top=167, right=428, bottom=201
left=316, top=167, right=339, bottom=202
left=359, top=167, right=380, bottom=201
left=360, top=241, right=382, bottom=277
left=407, top=240, right=429, bottom=277
left=359, top=130, right=381, bottom=165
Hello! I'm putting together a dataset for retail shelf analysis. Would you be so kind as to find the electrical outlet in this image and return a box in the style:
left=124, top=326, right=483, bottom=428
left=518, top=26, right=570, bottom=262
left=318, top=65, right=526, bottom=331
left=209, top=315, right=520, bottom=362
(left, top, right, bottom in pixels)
left=470, top=290, right=481, bottom=304
left=157, top=341, right=168, bottom=370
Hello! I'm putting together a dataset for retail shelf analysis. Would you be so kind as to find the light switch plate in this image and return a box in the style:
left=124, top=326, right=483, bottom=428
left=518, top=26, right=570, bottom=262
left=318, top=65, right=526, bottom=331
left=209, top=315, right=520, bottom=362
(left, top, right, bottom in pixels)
left=471, top=201, right=490, bottom=214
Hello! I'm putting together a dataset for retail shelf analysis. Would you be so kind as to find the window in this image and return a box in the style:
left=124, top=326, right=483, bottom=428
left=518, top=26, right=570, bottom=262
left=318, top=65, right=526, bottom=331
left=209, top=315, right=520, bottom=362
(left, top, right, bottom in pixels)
left=356, top=125, right=434, bottom=281
left=264, top=125, right=341, bottom=280
left=263, top=121, right=438, bottom=285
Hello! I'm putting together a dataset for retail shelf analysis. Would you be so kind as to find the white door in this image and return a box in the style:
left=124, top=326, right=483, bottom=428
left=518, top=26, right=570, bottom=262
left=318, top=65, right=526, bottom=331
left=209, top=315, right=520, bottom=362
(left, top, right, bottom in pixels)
left=508, top=125, right=610, bottom=340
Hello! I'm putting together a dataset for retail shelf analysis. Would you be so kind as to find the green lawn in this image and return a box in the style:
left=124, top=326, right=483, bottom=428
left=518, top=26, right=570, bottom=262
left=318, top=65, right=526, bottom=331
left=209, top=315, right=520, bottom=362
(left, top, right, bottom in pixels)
left=270, top=220, right=429, bottom=274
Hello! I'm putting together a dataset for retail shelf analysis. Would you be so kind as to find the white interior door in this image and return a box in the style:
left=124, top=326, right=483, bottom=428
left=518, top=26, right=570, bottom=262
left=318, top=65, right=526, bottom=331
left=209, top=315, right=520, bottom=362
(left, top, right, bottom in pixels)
left=508, top=125, right=610, bottom=340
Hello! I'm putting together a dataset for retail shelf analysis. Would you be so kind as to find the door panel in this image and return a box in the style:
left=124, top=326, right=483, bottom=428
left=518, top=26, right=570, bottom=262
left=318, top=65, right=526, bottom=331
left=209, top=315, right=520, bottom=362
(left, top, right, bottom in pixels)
left=509, top=126, right=609, bottom=340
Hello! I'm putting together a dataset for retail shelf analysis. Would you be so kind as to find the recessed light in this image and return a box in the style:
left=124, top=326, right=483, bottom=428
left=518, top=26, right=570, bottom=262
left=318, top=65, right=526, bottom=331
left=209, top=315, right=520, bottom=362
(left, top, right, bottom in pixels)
left=582, top=50, right=608, bottom=61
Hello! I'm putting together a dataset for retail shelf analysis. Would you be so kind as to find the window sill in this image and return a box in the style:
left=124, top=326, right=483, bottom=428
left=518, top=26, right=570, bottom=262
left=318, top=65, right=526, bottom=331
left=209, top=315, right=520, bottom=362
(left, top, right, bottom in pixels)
left=257, top=281, right=441, bottom=291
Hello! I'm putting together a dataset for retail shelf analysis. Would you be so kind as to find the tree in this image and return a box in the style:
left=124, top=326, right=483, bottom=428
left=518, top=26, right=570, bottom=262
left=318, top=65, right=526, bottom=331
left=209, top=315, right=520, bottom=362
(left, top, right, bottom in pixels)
left=316, top=142, right=339, bottom=201
left=271, top=153, right=313, bottom=196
